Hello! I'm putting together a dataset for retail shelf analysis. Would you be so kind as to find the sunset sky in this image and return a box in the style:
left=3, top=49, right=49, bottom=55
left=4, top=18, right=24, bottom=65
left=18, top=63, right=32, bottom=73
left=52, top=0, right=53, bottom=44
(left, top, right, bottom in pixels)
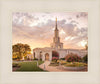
left=12, top=12, right=88, bottom=51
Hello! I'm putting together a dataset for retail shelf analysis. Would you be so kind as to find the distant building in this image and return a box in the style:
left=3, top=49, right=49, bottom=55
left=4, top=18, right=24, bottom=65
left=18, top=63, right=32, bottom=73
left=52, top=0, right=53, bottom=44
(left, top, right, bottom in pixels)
left=33, top=18, right=87, bottom=61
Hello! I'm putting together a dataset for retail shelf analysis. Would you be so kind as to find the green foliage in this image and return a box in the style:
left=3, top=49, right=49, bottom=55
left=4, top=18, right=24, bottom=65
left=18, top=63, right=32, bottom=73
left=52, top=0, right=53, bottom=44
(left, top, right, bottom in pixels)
left=57, top=60, right=66, bottom=65
left=60, top=58, right=65, bottom=60
left=12, top=63, right=21, bottom=67
left=85, top=43, right=88, bottom=50
left=64, top=62, right=87, bottom=67
left=82, top=54, right=88, bottom=63
left=34, top=58, right=38, bottom=60
left=12, top=43, right=31, bottom=60
left=49, top=61, right=59, bottom=66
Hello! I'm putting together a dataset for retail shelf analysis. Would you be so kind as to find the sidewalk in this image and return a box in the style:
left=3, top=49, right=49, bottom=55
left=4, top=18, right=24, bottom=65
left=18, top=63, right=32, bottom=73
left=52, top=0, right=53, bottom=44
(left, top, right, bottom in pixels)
left=39, top=61, right=88, bottom=72
left=39, top=61, right=67, bottom=72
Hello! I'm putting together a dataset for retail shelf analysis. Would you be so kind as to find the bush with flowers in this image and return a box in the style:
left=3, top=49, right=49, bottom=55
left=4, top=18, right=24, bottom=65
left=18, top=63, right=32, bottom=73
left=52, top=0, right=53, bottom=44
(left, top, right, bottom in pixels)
left=52, top=57, right=59, bottom=62
left=52, top=51, right=59, bottom=62
left=65, top=53, right=81, bottom=62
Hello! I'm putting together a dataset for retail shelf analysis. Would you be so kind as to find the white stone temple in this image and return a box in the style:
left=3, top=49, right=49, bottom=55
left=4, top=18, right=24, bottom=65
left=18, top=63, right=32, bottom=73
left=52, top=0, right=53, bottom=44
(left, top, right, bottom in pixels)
left=33, top=18, right=87, bottom=61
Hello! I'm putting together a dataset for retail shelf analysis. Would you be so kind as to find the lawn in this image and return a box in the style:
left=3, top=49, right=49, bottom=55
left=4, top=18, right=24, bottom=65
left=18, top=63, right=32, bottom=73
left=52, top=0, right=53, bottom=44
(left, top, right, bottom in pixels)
left=64, top=62, right=87, bottom=67
left=13, top=61, right=45, bottom=71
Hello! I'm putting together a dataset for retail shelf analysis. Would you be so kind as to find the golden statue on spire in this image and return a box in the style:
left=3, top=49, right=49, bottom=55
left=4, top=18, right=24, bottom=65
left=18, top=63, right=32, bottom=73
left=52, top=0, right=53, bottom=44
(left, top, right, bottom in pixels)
left=55, top=17, right=58, bottom=30
left=56, top=17, right=57, bottom=22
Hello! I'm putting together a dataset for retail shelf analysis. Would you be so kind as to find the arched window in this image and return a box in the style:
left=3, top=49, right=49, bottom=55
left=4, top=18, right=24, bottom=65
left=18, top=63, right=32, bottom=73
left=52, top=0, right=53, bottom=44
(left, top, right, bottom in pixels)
left=45, top=53, right=49, bottom=61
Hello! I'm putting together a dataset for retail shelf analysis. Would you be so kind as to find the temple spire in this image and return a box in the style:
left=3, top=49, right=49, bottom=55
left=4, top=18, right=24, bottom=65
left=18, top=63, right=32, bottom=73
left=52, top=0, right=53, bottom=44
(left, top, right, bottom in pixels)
left=50, top=17, right=63, bottom=49
left=55, top=17, right=58, bottom=30
left=54, top=17, right=59, bottom=38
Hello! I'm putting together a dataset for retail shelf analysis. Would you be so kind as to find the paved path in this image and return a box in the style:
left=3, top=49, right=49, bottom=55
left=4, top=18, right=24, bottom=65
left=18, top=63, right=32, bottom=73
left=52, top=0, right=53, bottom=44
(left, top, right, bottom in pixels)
left=39, top=61, right=68, bottom=72
left=39, top=61, right=88, bottom=72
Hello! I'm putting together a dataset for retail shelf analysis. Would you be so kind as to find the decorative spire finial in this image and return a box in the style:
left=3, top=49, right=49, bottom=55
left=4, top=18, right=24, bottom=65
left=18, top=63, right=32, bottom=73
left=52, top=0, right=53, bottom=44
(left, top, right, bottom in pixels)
left=56, top=17, right=57, bottom=22
left=55, top=17, right=58, bottom=30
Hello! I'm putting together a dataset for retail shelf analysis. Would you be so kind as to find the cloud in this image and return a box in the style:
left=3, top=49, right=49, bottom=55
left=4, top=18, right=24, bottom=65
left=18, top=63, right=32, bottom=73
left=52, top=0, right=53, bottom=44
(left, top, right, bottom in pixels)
left=12, top=12, right=88, bottom=49
left=12, top=12, right=39, bottom=27
left=76, top=12, right=88, bottom=18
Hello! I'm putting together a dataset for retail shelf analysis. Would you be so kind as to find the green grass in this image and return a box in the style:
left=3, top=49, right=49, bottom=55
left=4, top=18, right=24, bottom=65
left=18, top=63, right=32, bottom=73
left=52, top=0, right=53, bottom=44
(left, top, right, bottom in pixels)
left=13, top=61, right=45, bottom=71
left=64, top=62, right=87, bottom=67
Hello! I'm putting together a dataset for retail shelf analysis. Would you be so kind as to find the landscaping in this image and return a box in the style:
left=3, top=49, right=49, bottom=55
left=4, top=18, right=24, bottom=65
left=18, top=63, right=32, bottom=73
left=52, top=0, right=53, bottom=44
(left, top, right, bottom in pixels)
left=12, top=61, right=45, bottom=71
left=63, top=62, right=87, bottom=71
left=48, top=53, right=88, bottom=71
left=64, top=62, right=87, bottom=67
left=49, top=61, right=59, bottom=66
left=12, top=52, right=88, bottom=72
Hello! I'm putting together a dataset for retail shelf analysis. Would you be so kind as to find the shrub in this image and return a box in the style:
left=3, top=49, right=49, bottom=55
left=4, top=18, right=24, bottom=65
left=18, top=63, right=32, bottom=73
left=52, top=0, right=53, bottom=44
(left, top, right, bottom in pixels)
left=49, top=61, right=59, bottom=66
left=13, top=58, right=17, bottom=60
left=52, top=51, right=59, bottom=57
left=52, top=51, right=59, bottom=62
left=65, top=53, right=81, bottom=62
left=13, top=63, right=20, bottom=67
left=34, top=58, right=38, bottom=60
left=60, top=58, right=65, bottom=60
left=57, top=60, right=66, bottom=65
left=82, top=54, right=88, bottom=63
left=52, top=57, right=59, bottom=62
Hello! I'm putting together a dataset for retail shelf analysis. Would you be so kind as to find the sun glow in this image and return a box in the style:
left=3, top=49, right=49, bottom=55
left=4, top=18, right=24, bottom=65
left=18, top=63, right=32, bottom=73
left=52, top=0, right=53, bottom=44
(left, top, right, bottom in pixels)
left=60, top=29, right=66, bottom=35
left=80, top=40, right=87, bottom=47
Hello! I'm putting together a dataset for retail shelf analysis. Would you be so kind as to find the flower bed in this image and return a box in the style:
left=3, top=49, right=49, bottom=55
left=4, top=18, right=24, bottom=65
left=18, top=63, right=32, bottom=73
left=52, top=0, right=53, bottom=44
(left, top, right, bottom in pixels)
left=49, top=61, right=59, bottom=66
left=57, top=60, right=66, bottom=65
left=63, top=62, right=87, bottom=71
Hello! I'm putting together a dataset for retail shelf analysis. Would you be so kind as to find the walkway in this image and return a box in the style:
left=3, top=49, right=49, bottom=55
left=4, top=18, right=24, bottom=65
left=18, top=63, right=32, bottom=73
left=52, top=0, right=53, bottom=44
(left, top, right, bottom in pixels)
left=39, top=61, right=67, bottom=72
left=39, top=61, right=88, bottom=72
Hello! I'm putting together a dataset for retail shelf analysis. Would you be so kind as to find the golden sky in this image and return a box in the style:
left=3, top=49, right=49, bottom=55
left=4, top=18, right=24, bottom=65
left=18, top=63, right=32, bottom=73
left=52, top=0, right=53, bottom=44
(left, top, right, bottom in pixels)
left=12, top=12, right=88, bottom=51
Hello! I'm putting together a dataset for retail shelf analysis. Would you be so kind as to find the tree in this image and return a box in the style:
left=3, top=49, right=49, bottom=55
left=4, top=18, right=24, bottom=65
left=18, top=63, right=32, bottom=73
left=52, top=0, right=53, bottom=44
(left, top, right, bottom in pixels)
left=12, top=43, right=31, bottom=60
left=85, top=42, right=88, bottom=50
left=83, top=54, right=88, bottom=63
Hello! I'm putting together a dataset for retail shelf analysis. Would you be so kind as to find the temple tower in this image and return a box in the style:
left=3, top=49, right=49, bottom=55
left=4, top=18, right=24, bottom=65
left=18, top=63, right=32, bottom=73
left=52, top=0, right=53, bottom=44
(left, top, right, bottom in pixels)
left=51, top=18, right=63, bottom=49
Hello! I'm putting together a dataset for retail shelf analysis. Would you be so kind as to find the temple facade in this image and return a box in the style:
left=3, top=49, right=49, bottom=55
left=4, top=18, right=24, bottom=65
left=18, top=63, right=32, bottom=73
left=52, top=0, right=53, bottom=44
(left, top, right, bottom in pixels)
left=33, top=18, right=87, bottom=61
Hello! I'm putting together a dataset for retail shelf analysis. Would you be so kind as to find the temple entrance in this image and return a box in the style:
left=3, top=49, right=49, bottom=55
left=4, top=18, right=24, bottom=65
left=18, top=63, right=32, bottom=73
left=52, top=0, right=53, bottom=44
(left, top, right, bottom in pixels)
left=45, top=53, right=49, bottom=61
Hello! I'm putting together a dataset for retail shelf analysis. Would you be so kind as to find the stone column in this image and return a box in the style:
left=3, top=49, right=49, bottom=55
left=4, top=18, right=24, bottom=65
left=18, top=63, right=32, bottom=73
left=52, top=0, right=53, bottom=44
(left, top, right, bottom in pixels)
left=42, top=52, right=45, bottom=61
left=37, top=51, right=40, bottom=60
left=49, top=51, right=52, bottom=61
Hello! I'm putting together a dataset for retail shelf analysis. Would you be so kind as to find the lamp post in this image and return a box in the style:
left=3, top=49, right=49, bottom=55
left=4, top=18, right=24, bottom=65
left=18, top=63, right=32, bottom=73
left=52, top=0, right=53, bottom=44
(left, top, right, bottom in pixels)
left=44, top=64, right=45, bottom=70
left=37, top=61, right=38, bottom=67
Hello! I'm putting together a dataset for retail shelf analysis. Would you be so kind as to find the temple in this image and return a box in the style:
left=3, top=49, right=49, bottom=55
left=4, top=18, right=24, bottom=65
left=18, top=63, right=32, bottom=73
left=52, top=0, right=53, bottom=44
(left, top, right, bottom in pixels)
left=33, top=18, right=87, bottom=61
